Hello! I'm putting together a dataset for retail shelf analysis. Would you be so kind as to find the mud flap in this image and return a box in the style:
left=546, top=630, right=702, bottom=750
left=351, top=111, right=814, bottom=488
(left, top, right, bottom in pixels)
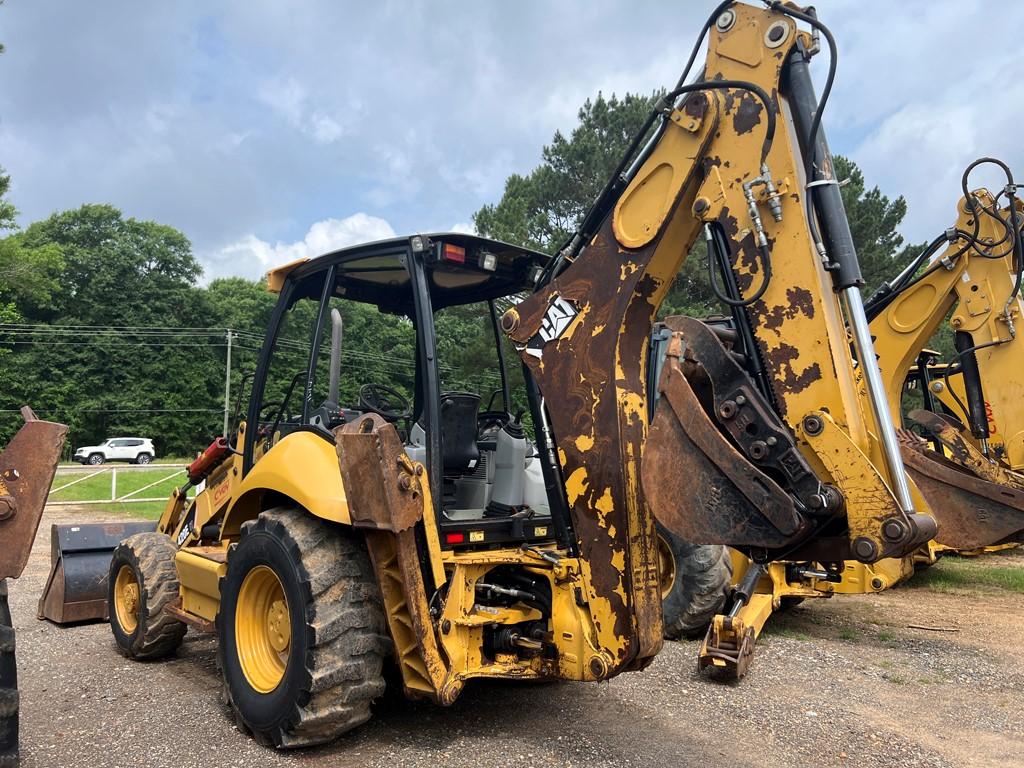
left=0, top=408, right=69, bottom=581
left=900, top=420, right=1024, bottom=550
left=642, top=335, right=806, bottom=552
left=36, top=521, right=156, bottom=624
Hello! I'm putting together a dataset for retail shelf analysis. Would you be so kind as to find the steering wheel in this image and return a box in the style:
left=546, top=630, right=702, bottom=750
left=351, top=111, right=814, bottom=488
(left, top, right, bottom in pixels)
left=358, top=383, right=410, bottom=421
left=259, top=402, right=291, bottom=431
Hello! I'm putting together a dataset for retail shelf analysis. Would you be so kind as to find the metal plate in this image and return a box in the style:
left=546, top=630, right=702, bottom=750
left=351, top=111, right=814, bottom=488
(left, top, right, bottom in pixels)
left=0, top=413, right=68, bottom=580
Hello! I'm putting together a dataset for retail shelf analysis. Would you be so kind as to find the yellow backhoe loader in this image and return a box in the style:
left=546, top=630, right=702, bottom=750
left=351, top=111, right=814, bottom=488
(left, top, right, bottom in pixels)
left=868, top=176, right=1024, bottom=551
left=0, top=408, right=67, bottom=765
left=672, top=172, right=1024, bottom=679
left=103, top=1, right=939, bottom=746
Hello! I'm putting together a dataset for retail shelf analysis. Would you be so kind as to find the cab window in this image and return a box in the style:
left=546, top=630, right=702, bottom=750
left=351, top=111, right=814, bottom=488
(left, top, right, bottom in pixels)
left=252, top=269, right=327, bottom=454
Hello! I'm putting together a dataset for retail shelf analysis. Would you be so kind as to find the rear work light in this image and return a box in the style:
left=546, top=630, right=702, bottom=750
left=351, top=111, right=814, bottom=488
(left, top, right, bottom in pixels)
left=479, top=251, right=497, bottom=271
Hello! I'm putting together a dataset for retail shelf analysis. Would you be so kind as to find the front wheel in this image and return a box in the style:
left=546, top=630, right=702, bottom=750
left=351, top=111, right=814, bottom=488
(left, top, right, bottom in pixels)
left=88, top=453, right=104, bottom=465
left=218, top=507, right=389, bottom=748
left=657, top=525, right=732, bottom=640
left=108, top=533, right=186, bottom=659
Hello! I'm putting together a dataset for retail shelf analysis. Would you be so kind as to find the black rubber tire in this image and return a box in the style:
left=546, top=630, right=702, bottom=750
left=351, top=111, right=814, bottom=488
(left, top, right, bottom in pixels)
left=135, top=453, right=153, bottom=465
left=0, top=581, right=18, bottom=767
left=88, top=453, right=104, bottom=465
left=108, top=532, right=187, bottom=660
left=218, top=507, right=389, bottom=748
left=658, top=525, right=732, bottom=640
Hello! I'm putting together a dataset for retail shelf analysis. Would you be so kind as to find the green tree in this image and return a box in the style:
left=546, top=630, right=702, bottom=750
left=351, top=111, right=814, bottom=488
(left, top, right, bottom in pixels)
left=474, top=92, right=662, bottom=252
left=0, top=205, right=220, bottom=454
left=473, top=91, right=926, bottom=323
left=833, top=155, right=924, bottom=294
left=0, top=168, right=16, bottom=232
left=473, top=91, right=719, bottom=318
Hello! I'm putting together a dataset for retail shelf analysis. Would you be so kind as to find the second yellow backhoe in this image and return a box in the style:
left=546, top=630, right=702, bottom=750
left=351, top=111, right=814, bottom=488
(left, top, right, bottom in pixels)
left=868, top=174, right=1024, bottom=552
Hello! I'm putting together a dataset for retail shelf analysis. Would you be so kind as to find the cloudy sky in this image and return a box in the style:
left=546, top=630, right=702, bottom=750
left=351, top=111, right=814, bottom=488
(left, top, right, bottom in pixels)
left=2, top=1, right=1022, bottom=282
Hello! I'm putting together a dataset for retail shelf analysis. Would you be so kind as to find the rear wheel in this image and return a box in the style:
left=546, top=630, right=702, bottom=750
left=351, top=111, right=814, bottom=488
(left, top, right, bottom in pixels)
left=135, top=453, right=153, bottom=465
left=1, top=581, right=18, bottom=767
left=218, top=506, right=389, bottom=748
left=657, top=525, right=732, bottom=640
left=108, top=533, right=186, bottom=659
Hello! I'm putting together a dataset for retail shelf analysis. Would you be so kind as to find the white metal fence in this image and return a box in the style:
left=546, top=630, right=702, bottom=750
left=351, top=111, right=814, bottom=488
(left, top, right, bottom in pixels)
left=48, top=463, right=188, bottom=505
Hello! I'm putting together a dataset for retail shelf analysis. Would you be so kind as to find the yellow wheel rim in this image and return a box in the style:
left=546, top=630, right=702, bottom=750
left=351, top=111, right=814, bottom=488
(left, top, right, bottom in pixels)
left=236, top=565, right=290, bottom=693
left=656, top=534, right=677, bottom=601
left=113, top=564, right=140, bottom=634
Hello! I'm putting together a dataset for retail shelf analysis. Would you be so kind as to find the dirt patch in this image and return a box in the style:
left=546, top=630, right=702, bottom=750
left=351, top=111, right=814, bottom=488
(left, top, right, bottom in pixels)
left=7, top=507, right=1024, bottom=767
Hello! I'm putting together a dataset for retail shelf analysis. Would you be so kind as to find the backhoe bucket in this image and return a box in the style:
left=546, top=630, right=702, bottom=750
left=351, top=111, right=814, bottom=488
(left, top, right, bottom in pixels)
left=899, top=430, right=1024, bottom=551
left=0, top=407, right=68, bottom=581
left=642, top=327, right=806, bottom=552
left=36, top=521, right=156, bottom=624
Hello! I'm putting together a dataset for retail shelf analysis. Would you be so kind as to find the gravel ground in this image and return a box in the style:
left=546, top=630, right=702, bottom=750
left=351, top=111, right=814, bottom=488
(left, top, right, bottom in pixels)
left=7, top=508, right=1024, bottom=768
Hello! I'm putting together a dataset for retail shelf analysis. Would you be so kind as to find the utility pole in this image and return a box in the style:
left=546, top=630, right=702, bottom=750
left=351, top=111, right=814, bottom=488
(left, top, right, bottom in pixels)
left=223, top=330, right=234, bottom=437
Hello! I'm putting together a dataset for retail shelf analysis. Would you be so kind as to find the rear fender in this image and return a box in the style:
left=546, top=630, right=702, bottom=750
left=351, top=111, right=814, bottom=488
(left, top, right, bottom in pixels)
left=221, top=430, right=350, bottom=537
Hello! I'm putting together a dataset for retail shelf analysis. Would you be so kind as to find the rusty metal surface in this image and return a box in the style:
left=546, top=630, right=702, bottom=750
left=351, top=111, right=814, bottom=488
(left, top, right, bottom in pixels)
left=363, top=528, right=451, bottom=704
left=899, top=430, right=1024, bottom=550
left=503, top=216, right=674, bottom=673
left=644, top=349, right=805, bottom=550
left=335, top=413, right=424, bottom=533
left=908, top=409, right=1023, bottom=489
left=698, top=617, right=755, bottom=681
left=665, top=316, right=834, bottom=511
left=0, top=409, right=68, bottom=580
left=164, top=598, right=215, bottom=633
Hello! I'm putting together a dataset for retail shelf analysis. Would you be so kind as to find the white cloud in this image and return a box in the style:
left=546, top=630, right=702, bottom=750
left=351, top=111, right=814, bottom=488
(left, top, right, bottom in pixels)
left=208, top=213, right=395, bottom=280
left=257, top=76, right=349, bottom=145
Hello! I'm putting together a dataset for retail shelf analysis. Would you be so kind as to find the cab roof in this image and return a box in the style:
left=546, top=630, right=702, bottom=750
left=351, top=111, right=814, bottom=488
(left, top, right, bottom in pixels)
left=268, top=232, right=551, bottom=312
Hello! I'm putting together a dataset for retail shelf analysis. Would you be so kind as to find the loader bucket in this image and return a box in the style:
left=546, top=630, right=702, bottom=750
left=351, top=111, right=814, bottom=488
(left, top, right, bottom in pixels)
left=36, top=521, right=156, bottom=624
left=899, top=431, right=1024, bottom=551
left=0, top=407, right=68, bottom=581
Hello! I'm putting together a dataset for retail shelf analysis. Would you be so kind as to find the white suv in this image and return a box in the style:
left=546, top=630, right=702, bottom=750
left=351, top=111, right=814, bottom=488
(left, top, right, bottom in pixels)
left=74, top=438, right=156, bottom=465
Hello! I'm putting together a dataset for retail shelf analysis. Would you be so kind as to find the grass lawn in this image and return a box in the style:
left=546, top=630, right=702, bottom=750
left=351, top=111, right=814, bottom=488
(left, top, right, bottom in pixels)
left=48, top=465, right=187, bottom=520
left=908, top=550, right=1024, bottom=595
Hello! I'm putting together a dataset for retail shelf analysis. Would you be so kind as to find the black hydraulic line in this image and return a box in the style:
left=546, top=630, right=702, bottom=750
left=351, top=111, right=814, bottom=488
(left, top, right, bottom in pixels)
left=664, top=79, right=776, bottom=165
left=541, top=1, right=764, bottom=285
left=953, top=331, right=991, bottom=441
left=767, top=4, right=834, bottom=188
left=863, top=232, right=951, bottom=322
left=706, top=222, right=773, bottom=308
left=706, top=224, right=773, bottom=400
left=962, top=158, right=1024, bottom=305
left=783, top=41, right=861, bottom=291
left=916, top=353, right=939, bottom=415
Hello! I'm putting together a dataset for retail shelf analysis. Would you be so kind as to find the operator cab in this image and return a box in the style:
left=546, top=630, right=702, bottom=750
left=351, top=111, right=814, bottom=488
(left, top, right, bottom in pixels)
left=244, top=233, right=561, bottom=551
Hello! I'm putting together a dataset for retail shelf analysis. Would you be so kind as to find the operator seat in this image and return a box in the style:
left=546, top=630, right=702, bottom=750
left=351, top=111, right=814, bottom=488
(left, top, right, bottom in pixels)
left=439, top=392, right=481, bottom=474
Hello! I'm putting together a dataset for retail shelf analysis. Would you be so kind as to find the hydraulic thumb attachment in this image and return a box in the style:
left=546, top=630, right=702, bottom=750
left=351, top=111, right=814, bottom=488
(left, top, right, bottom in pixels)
left=643, top=316, right=936, bottom=564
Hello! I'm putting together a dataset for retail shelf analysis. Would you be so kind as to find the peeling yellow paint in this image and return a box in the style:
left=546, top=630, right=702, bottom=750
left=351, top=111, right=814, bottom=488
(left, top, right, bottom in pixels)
left=575, top=435, right=595, bottom=452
